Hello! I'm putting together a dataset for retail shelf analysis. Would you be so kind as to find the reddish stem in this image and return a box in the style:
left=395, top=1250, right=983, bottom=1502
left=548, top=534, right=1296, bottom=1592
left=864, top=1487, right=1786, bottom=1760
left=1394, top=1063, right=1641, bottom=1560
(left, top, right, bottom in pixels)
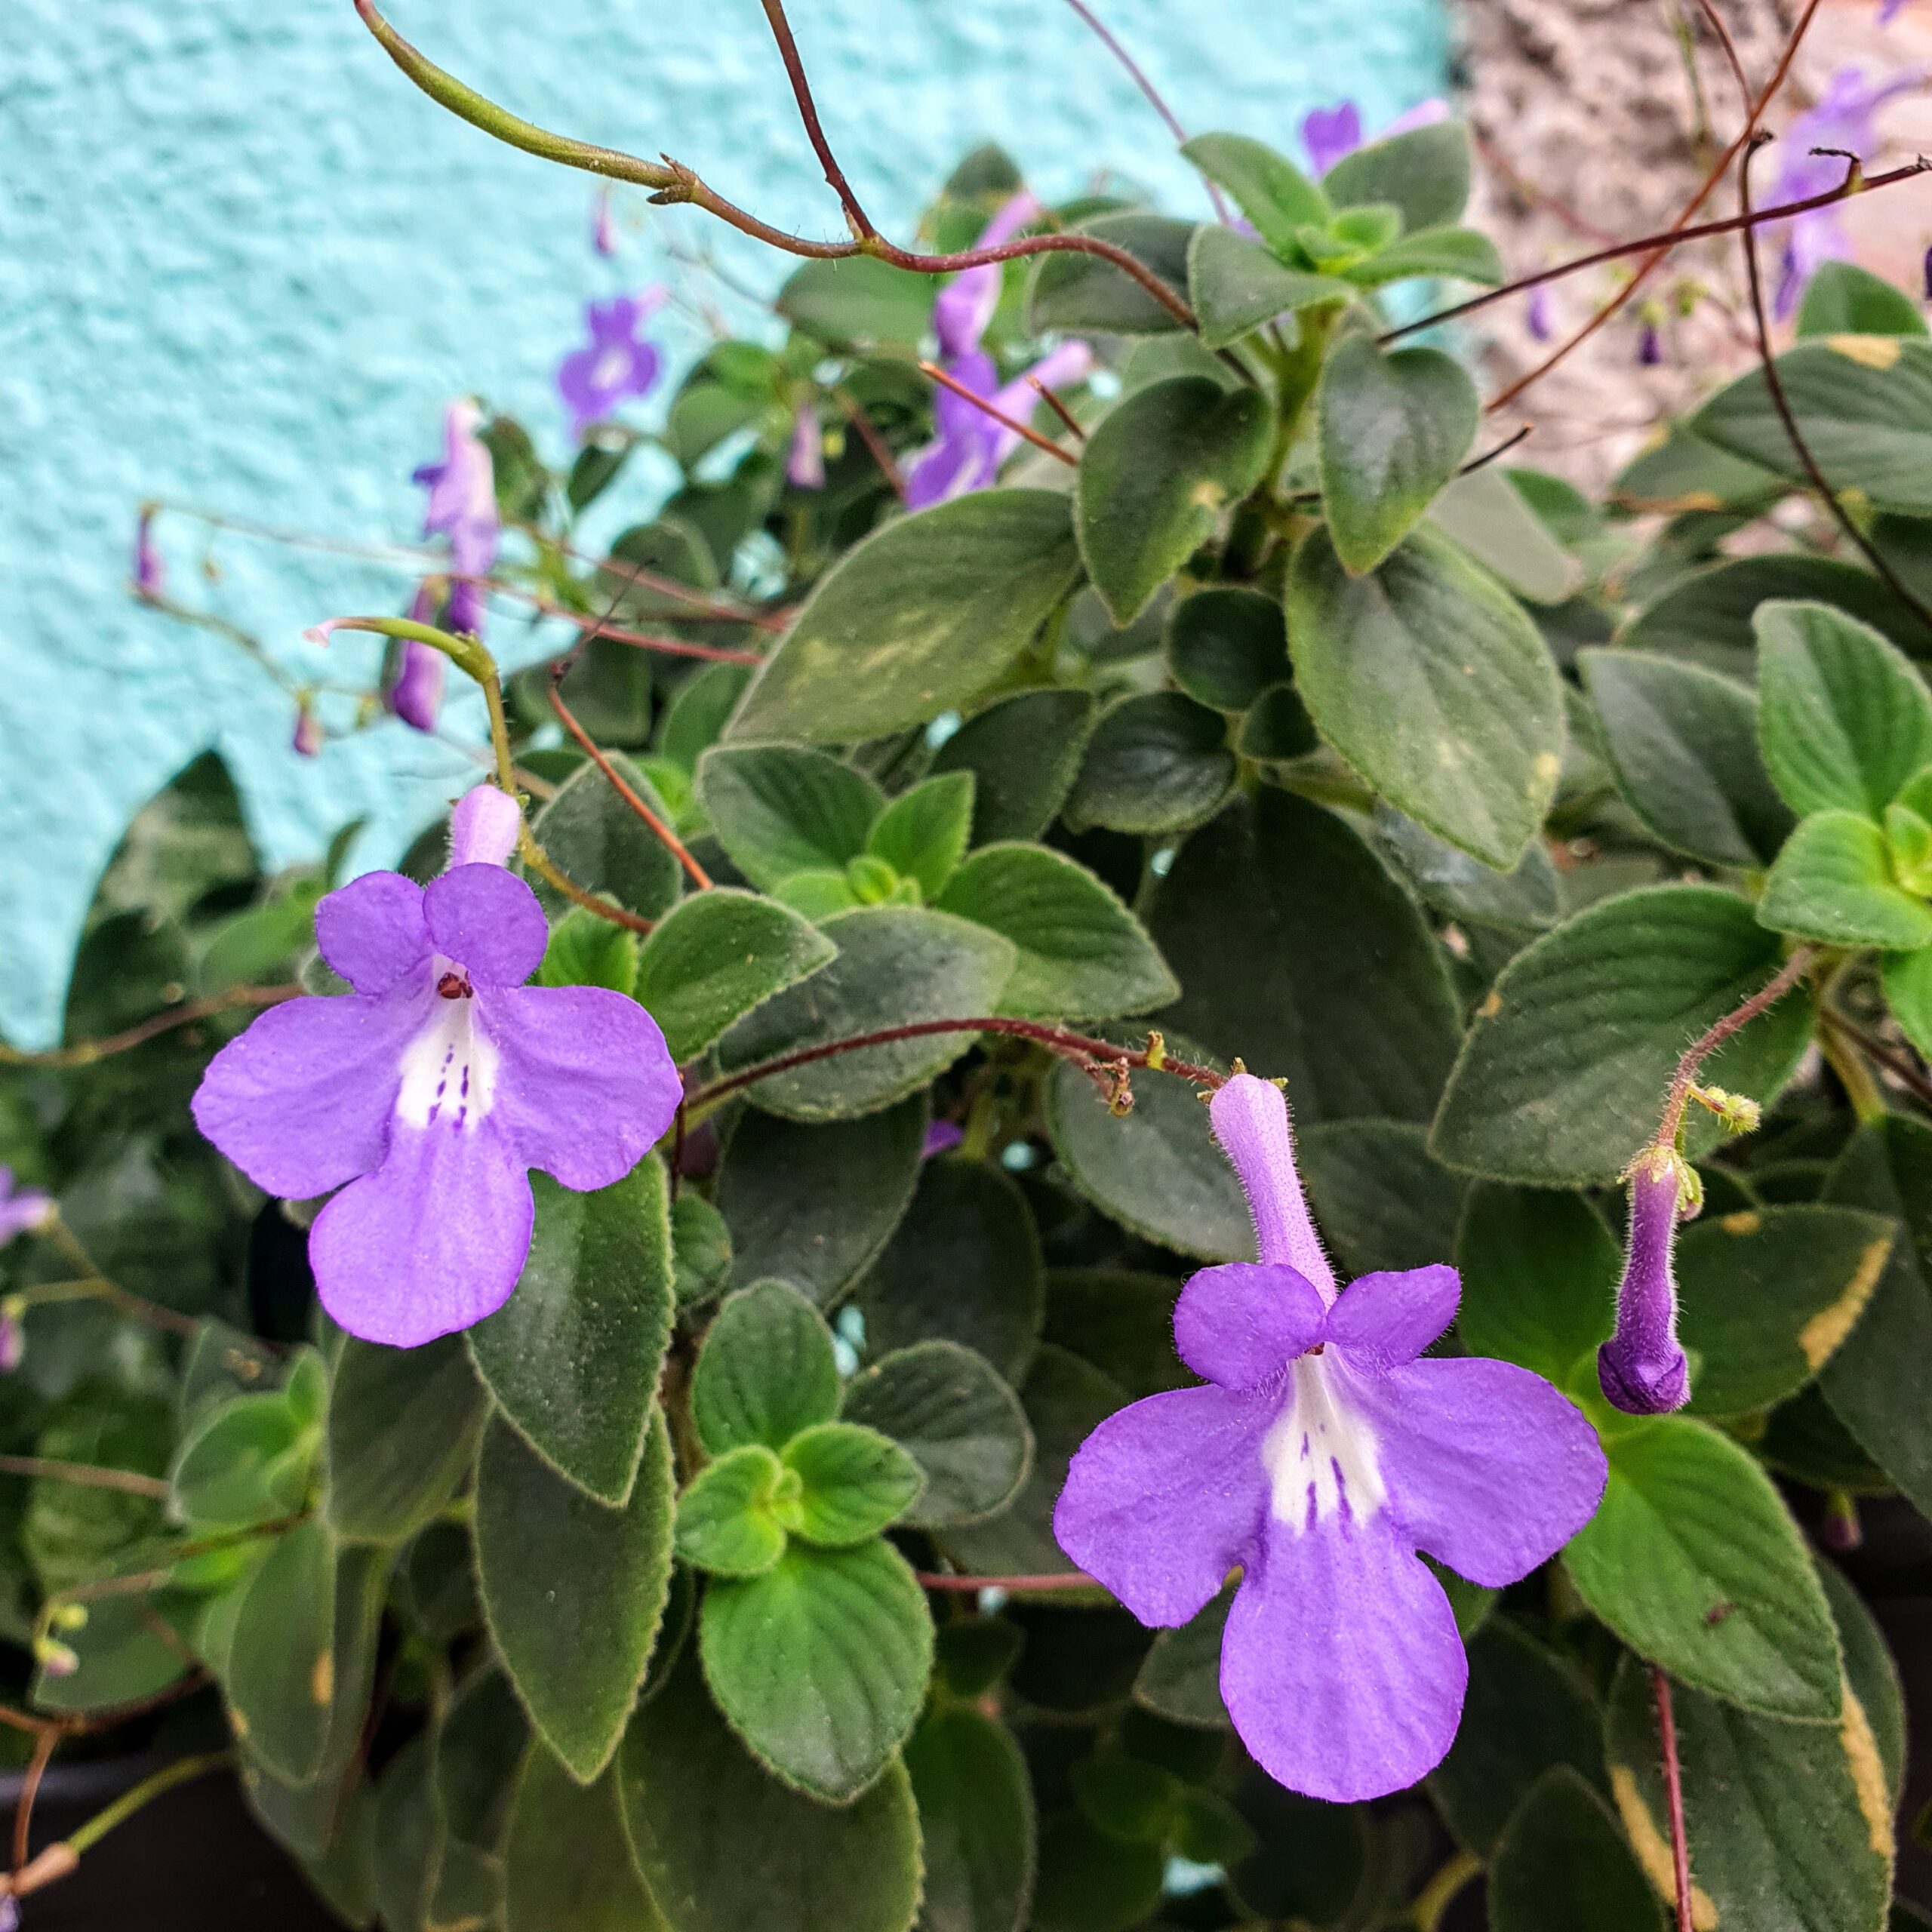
left=1651, top=1666, right=1695, bottom=1932
left=1028, top=377, right=1088, bottom=443
left=832, top=386, right=909, bottom=500
left=918, top=361, right=1078, bottom=467
left=1654, top=947, right=1813, bottom=1148
left=916, top=1570, right=1099, bottom=1592
left=497, top=587, right=762, bottom=665
left=0, top=984, right=297, bottom=1070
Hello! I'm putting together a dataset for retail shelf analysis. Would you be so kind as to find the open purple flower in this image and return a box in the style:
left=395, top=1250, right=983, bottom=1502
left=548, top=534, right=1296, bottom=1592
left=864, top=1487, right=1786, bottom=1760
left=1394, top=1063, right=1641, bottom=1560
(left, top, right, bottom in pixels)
left=192, top=786, right=681, bottom=1347
left=1598, top=1147, right=1693, bottom=1416
left=1054, top=1073, right=1606, bottom=1802
left=933, top=192, right=1041, bottom=359
left=1300, top=97, right=1449, bottom=175
left=557, top=290, right=667, bottom=442
left=414, top=402, right=498, bottom=638
left=0, top=1170, right=52, bottom=1249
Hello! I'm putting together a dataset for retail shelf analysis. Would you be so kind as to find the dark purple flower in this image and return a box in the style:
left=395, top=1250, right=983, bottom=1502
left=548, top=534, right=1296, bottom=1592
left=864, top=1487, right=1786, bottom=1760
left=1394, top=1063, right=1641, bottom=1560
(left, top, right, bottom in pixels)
left=556, top=290, right=667, bottom=442
left=1923, top=244, right=1932, bottom=300
left=132, top=505, right=165, bottom=602
left=786, top=401, right=826, bottom=491
left=1598, top=1149, right=1693, bottom=1416
left=1054, top=1074, right=1606, bottom=1801
left=414, top=402, right=498, bottom=638
left=192, top=786, right=682, bottom=1346
left=1301, top=102, right=1364, bottom=175
left=933, top=192, right=1041, bottom=359
left=0, top=1170, right=51, bottom=1249
left=922, top=1120, right=964, bottom=1159
left=1638, top=320, right=1665, bottom=366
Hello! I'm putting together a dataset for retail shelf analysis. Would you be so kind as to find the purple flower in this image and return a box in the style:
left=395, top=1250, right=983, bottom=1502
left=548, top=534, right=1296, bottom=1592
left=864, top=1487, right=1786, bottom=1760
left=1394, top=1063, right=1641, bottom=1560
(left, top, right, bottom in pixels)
left=934, top=192, right=1042, bottom=360
left=132, top=505, right=165, bottom=602
left=386, top=585, right=448, bottom=735
left=1597, top=1149, right=1693, bottom=1416
left=922, top=1120, right=964, bottom=1159
left=414, top=402, right=498, bottom=638
left=0, top=1311, right=22, bottom=1375
left=292, top=704, right=323, bottom=759
left=0, top=1170, right=51, bottom=1249
left=1526, top=283, right=1555, bottom=343
left=191, top=785, right=682, bottom=1347
left=786, top=401, right=826, bottom=491
left=1053, top=1073, right=1606, bottom=1801
left=903, top=340, right=1094, bottom=511
left=1881, top=0, right=1912, bottom=25
left=1637, top=319, right=1665, bottom=366
left=1301, top=102, right=1364, bottom=175
left=1770, top=64, right=1924, bottom=317
left=593, top=187, right=617, bottom=259
left=556, top=290, right=667, bottom=443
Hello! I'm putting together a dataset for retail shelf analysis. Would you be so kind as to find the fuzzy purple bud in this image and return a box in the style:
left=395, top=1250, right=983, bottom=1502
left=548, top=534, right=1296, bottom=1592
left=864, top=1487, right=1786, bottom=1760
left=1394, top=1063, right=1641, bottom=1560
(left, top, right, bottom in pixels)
left=1526, top=284, right=1555, bottom=343
left=1598, top=1150, right=1693, bottom=1415
left=1637, top=321, right=1664, bottom=367
left=133, top=505, right=165, bottom=601
left=593, top=187, right=617, bottom=258
left=922, top=1120, right=964, bottom=1159
left=786, top=401, right=826, bottom=490
left=448, top=785, right=522, bottom=870
left=292, top=704, right=323, bottom=758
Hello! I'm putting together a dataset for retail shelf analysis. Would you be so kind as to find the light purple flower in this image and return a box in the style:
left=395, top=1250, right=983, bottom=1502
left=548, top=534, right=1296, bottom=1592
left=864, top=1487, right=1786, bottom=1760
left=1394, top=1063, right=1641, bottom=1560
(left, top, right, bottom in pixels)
left=414, top=402, right=498, bottom=638
left=934, top=192, right=1042, bottom=359
left=904, top=340, right=1094, bottom=511
left=1300, top=102, right=1364, bottom=175
left=192, top=785, right=681, bottom=1347
left=922, top=1120, right=964, bottom=1159
left=386, top=585, right=448, bottom=735
left=556, top=290, right=667, bottom=443
left=786, top=401, right=826, bottom=491
left=1526, top=283, right=1555, bottom=343
left=1598, top=1148, right=1692, bottom=1416
left=1881, top=0, right=1912, bottom=26
left=1770, top=64, right=1924, bottom=317
left=593, top=186, right=617, bottom=259
left=132, top=505, right=165, bottom=602
left=1053, top=1073, right=1606, bottom=1802
left=0, top=1171, right=51, bottom=1249
left=292, top=704, right=323, bottom=759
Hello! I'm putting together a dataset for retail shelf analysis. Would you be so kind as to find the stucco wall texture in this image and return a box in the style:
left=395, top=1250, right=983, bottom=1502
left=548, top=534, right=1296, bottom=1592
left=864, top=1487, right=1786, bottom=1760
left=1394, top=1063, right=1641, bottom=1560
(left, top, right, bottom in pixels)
left=0, top=0, right=1447, bottom=1045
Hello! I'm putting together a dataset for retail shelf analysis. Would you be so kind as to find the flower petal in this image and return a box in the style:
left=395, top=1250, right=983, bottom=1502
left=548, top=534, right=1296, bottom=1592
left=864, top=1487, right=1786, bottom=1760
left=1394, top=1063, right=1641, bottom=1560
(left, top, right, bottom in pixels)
left=1207, top=1074, right=1337, bottom=1297
left=1325, top=1264, right=1460, bottom=1371
left=482, top=986, right=683, bottom=1190
left=1054, top=1384, right=1270, bottom=1626
left=423, top=865, right=549, bottom=989
left=1349, top=1355, right=1608, bottom=1589
left=1173, top=1263, right=1327, bottom=1390
left=309, top=1118, right=534, bottom=1345
left=315, top=873, right=430, bottom=995
left=448, top=786, right=521, bottom=870
left=1221, top=1512, right=1465, bottom=1802
left=192, top=993, right=424, bottom=1199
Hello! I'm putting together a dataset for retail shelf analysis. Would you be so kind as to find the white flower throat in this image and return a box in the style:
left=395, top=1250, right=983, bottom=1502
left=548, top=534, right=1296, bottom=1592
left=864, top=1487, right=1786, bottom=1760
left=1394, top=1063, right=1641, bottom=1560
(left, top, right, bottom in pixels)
left=394, top=969, right=500, bottom=1132
left=1260, top=1355, right=1386, bottom=1534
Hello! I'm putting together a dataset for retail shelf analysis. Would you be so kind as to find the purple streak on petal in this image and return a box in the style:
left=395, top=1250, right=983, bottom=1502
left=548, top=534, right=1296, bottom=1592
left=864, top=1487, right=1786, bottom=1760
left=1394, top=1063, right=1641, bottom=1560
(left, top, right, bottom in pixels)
left=1598, top=1155, right=1693, bottom=1414
left=191, top=992, right=426, bottom=1200
left=1324, top=1264, right=1460, bottom=1371
left=132, top=506, right=165, bottom=601
left=922, top=1120, right=964, bottom=1158
left=422, top=866, right=548, bottom=990
left=309, top=1118, right=534, bottom=1345
left=448, top=786, right=522, bottom=872
left=786, top=401, right=826, bottom=489
left=315, top=872, right=432, bottom=995
left=1207, top=1073, right=1337, bottom=1298
left=1220, top=1512, right=1466, bottom=1802
left=1172, top=1262, right=1327, bottom=1390
left=1301, top=101, right=1363, bottom=175
left=1526, top=284, right=1555, bottom=343
left=390, top=640, right=446, bottom=731
left=1054, top=1383, right=1272, bottom=1626
left=1349, top=1352, right=1607, bottom=1586
left=481, top=985, right=682, bottom=1190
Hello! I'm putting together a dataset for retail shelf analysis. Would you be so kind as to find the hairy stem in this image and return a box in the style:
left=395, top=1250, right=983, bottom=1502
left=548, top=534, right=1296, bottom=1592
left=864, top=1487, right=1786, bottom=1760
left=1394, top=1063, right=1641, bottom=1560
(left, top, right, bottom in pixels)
left=1654, top=946, right=1814, bottom=1149
left=1651, top=1666, right=1696, bottom=1932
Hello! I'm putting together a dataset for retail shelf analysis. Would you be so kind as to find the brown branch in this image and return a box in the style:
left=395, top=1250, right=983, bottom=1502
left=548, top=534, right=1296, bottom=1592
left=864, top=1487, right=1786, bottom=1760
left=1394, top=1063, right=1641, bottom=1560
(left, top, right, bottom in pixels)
left=0, top=984, right=298, bottom=1069
left=493, top=586, right=763, bottom=665
left=1651, top=1666, right=1695, bottom=1932
left=534, top=537, right=789, bottom=632
left=918, top=361, right=1078, bottom=467
left=831, top=386, right=909, bottom=500
left=0, top=1457, right=169, bottom=1501
left=915, top=1570, right=1098, bottom=1592
left=1472, top=130, right=1619, bottom=245
left=757, top=0, right=875, bottom=239
left=1656, top=946, right=1814, bottom=1148
left=13, top=1727, right=56, bottom=1876
left=1827, top=1011, right=1932, bottom=1109
left=1028, top=376, right=1089, bottom=443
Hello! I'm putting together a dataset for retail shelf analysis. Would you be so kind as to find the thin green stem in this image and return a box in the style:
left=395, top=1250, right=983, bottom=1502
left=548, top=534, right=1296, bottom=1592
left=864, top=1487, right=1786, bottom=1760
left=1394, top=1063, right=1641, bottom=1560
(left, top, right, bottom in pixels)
left=63, top=1751, right=232, bottom=1860
left=1410, top=1849, right=1481, bottom=1932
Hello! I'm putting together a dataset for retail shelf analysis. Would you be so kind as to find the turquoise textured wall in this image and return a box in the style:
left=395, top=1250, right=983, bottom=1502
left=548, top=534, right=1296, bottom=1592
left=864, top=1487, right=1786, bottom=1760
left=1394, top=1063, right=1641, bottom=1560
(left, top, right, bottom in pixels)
left=0, top=0, right=1447, bottom=1044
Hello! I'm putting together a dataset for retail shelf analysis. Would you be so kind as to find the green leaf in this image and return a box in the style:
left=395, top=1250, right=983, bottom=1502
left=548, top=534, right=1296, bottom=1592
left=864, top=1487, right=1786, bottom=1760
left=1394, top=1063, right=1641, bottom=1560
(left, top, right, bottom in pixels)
left=469, top=1161, right=673, bottom=1506
left=1613, top=423, right=1786, bottom=511
left=729, top=491, right=1081, bottom=743
left=1235, top=681, right=1318, bottom=761
left=855, top=1153, right=1044, bottom=1377
left=670, top=1192, right=733, bottom=1309
left=1427, top=465, right=1582, bottom=605
left=1288, top=523, right=1563, bottom=867
left=1134, top=1588, right=1232, bottom=1730
left=1024, top=213, right=1196, bottom=337
left=1152, top=791, right=1462, bottom=1121
left=619, top=1654, right=923, bottom=1932
left=696, top=745, right=884, bottom=891
left=1063, top=693, right=1236, bottom=835
left=906, top=1705, right=1035, bottom=1932
left=1429, top=1620, right=1607, bottom=1857
left=1604, top=1651, right=1890, bottom=1932
left=715, top=1097, right=927, bottom=1306
left=699, top=1537, right=933, bottom=1801
left=1455, top=1183, right=1617, bottom=1388
left=777, top=255, right=934, bottom=347
left=1677, top=1204, right=1897, bottom=1417
left=1579, top=650, right=1792, bottom=869
left=327, top=1334, right=488, bottom=1544
left=475, top=1409, right=675, bottom=1783
left=938, top=844, right=1177, bottom=1021
left=1165, top=587, right=1287, bottom=712
left=841, top=1341, right=1032, bottom=1529
left=1374, top=804, right=1560, bottom=933
left=1298, top=1120, right=1466, bottom=1279
left=1489, top=1767, right=1663, bottom=1932
left=538, top=905, right=641, bottom=992
left=1180, top=133, right=1328, bottom=252
left=1561, top=1417, right=1843, bottom=1721
left=783, top=1421, right=924, bottom=1546
left=31, top=1592, right=193, bottom=1715
left=692, top=1281, right=841, bottom=1456
left=171, top=1391, right=312, bottom=1531
left=503, top=1749, right=665, bottom=1932
left=1072, top=1754, right=1177, bottom=1844
left=1758, top=808, right=1932, bottom=947
left=675, top=1444, right=789, bottom=1577
left=1323, top=120, right=1472, bottom=232
left=1076, top=378, right=1273, bottom=626
left=435, top=1663, right=529, bottom=1857
left=1692, top=336, right=1932, bottom=513
left=715, top=906, right=1015, bottom=1121
left=1042, top=1270, right=1187, bottom=1400
left=225, top=1518, right=338, bottom=1784
left=1346, top=225, right=1502, bottom=287
left=1317, top=337, right=1478, bottom=574
left=1796, top=262, right=1929, bottom=340
left=1032, top=1814, right=1164, bottom=1932
left=1431, top=885, right=1814, bottom=1184
left=528, top=755, right=682, bottom=921
left=635, top=888, right=837, bottom=1068
left=931, top=690, right=1097, bottom=844
left=1184, top=226, right=1352, bottom=352
left=25, top=1390, right=171, bottom=1597
left=1819, top=1557, right=1906, bottom=1807
left=1755, top=599, right=1932, bottom=817
left=370, top=1731, right=438, bottom=1932
left=869, top=773, right=975, bottom=902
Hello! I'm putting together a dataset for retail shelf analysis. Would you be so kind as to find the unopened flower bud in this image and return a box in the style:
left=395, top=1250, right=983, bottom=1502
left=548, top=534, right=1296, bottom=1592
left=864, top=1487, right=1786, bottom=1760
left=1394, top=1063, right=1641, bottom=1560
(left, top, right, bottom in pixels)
left=787, top=401, right=826, bottom=491
left=1689, top=1084, right=1761, bottom=1136
left=35, top=1638, right=78, bottom=1678
left=132, top=504, right=165, bottom=602
left=448, top=785, right=523, bottom=871
left=1598, top=1146, right=1694, bottom=1415
left=292, top=703, right=323, bottom=759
